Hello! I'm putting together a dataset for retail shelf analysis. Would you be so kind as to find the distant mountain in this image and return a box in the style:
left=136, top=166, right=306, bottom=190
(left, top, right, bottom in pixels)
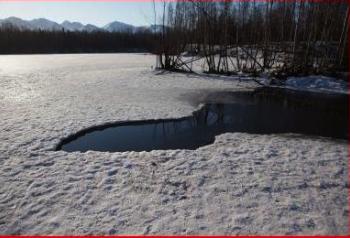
left=134, top=25, right=164, bottom=33
left=0, top=17, right=155, bottom=33
left=134, top=25, right=166, bottom=33
left=149, top=24, right=165, bottom=33
left=0, top=17, right=34, bottom=30
left=29, top=18, right=62, bottom=31
left=61, top=20, right=100, bottom=32
left=61, top=20, right=84, bottom=31
left=103, top=21, right=135, bottom=33
left=84, top=24, right=100, bottom=32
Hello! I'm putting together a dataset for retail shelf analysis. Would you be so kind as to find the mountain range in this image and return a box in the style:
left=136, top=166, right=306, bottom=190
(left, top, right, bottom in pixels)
left=0, top=17, right=160, bottom=33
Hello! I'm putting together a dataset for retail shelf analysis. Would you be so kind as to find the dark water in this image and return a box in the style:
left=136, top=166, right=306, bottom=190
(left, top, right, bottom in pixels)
left=57, top=87, right=348, bottom=152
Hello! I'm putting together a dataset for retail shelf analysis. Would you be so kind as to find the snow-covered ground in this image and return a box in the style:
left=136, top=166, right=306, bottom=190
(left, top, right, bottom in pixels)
left=0, top=53, right=348, bottom=235
left=285, top=75, right=348, bottom=94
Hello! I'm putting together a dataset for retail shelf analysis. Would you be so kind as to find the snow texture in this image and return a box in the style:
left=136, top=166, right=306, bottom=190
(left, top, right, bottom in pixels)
left=285, top=75, right=348, bottom=94
left=0, top=54, right=348, bottom=235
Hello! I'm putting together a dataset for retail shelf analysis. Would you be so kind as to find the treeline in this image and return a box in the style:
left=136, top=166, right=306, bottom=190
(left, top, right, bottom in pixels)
left=0, top=27, right=157, bottom=54
left=157, top=0, right=349, bottom=77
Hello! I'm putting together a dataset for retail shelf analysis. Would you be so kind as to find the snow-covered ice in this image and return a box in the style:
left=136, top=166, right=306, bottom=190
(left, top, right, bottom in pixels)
left=0, top=54, right=348, bottom=235
left=285, top=75, right=348, bottom=94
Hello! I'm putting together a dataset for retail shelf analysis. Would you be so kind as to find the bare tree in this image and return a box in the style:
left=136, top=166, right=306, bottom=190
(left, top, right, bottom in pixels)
left=155, top=0, right=348, bottom=77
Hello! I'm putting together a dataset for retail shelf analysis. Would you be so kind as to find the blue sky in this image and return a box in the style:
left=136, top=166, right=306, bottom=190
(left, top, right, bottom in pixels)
left=0, top=2, right=165, bottom=26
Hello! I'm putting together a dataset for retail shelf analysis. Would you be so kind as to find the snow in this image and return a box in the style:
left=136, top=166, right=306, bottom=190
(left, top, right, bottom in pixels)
left=61, top=21, right=100, bottom=32
left=0, top=54, right=348, bottom=235
left=103, top=21, right=135, bottom=32
left=0, top=17, right=34, bottom=31
left=61, top=21, right=85, bottom=31
left=0, top=17, right=62, bottom=31
left=29, top=18, right=62, bottom=31
left=285, top=75, right=348, bottom=94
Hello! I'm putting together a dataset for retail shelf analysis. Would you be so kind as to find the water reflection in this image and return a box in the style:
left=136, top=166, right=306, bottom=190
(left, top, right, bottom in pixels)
left=58, top=87, right=348, bottom=152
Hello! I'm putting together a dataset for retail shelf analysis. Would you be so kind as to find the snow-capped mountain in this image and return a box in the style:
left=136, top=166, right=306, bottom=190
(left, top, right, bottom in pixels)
left=103, top=21, right=135, bottom=33
left=0, top=17, right=154, bottom=33
left=29, top=18, right=62, bottom=31
left=0, top=17, right=34, bottom=30
left=61, top=20, right=84, bottom=31
left=61, top=21, right=100, bottom=32
left=84, top=24, right=100, bottom=32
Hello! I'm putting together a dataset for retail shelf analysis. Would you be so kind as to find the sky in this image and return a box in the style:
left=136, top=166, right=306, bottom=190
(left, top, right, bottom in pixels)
left=0, top=2, right=164, bottom=27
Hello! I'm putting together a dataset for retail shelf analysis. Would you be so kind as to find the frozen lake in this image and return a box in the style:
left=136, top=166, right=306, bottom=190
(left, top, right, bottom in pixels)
left=0, top=54, right=348, bottom=235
